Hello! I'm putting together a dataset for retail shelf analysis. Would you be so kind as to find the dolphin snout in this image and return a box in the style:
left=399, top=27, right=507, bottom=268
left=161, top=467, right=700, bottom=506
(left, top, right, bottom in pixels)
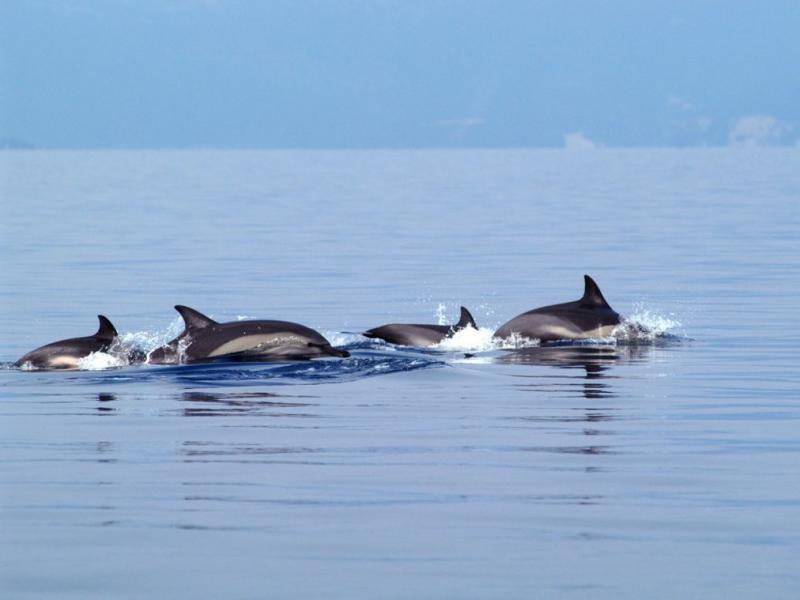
left=327, top=346, right=350, bottom=358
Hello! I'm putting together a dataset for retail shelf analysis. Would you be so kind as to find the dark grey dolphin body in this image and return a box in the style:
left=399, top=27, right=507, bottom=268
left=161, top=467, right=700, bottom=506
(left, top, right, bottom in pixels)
left=15, top=315, right=118, bottom=370
left=494, top=275, right=622, bottom=343
left=363, top=306, right=477, bottom=347
left=147, top=305, right=350, bottom=364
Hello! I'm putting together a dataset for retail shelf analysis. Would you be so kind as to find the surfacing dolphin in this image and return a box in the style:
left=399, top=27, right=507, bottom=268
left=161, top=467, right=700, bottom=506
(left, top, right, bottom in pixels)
left=15, top=315, right=119, bottom=370
left=494, top=275, right=622, bottom=343
left=363, top=306, right=478, bottom=347
left=147, top=305, right=350, bottom=364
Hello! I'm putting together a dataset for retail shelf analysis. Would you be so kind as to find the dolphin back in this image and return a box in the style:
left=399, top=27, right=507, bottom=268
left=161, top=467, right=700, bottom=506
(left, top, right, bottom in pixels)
left=16, top=314, right=119, bottom=369
left=364, top=305, right=477, bottom=347
left=363, top=323, right=451, bottom=346
left=494, top=274, right=621, bottom=342
left=149, top=306, right=349, bottom=363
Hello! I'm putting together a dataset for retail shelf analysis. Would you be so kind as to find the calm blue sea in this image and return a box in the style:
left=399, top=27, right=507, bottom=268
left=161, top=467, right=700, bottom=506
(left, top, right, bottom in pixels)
left=1, top=149, right=799, bottom=599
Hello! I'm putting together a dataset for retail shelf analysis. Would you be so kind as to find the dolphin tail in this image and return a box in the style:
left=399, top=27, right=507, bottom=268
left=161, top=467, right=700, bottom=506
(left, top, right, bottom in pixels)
left=95, top=315, right=118, bottom=340
left=456, top=306, right=477, bottom=330
left=580, top=275, right=612, bottom=309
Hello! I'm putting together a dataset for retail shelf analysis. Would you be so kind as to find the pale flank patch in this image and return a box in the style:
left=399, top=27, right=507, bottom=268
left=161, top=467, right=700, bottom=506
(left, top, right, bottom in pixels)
left=208, top=334, right=307, bottom=357
left=49, top=356, right=81, bottom=369
left=584, top=324, right=619, bottom=339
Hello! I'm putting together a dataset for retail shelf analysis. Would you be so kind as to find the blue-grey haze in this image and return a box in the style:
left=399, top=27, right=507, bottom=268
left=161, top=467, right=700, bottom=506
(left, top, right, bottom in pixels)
left=1, top=148, right=799, bottom=598
left=1, top=1, right=799, bottom=148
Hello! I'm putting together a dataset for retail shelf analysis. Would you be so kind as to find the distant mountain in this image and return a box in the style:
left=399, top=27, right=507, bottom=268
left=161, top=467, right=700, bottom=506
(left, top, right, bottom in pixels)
left=0, top=137, right=37, bottom=149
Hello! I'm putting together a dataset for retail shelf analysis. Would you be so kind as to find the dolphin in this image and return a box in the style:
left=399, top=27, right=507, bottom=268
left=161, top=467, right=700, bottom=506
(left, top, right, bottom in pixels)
left=15, top=315, right=119, bottom=370
left=146, top=305, right=350, bottom=364
left=494, top=275, right=622, bottom=343
left=362, top=306, right=478, bottom=346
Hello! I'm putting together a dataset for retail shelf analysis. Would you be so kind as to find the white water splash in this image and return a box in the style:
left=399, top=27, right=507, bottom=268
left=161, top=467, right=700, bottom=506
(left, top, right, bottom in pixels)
left=169, top=337, right=194, bottom=365
left=476, top=302, right=497, bottom=318
left=77, top=351, right=127, bottom=370
left=325, top=331, right=371, bottom=347
left=434, top=326, right=496, bottom=352
left=118, top=316, right=184, bottom=353
left=498, top=332, right=544, bottom=349
left=435, top=303, right=449, bottom=326
left=434, top=327, right=540, bottom=353
left=614, top=305, right=682, bottom=342
left=109, top=317, right=189, bottom=366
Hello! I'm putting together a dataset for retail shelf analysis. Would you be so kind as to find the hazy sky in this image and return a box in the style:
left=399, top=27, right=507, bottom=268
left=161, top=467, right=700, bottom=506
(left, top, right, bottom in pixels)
left=1, top=0, right=798, bottom=148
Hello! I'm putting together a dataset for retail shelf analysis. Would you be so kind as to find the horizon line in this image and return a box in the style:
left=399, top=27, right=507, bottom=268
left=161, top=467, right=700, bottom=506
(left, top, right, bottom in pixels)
left=2, top=144, right=799, bottom=152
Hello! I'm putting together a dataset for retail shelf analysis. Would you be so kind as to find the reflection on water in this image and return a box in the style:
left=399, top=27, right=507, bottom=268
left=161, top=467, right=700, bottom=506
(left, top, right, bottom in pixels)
left=493, top=345, right=655, bottom=458
left=497, top=343, right=651, bottom=369
left=94, top=440, right=116, bottom=464
left=178, top=390, right=319, bottom=418
left=180, top=440, right=323, bottom=463
left=498, top=344, right=652, bottom=399
left=95, top=393, right=116, bottom=415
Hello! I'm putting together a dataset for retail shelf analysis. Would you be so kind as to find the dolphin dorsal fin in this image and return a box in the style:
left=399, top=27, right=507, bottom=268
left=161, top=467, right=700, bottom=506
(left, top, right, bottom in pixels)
left=174, top=305, right=217, bottom=331
left=456, top=306, right=477, bottom=330
left=95, top=315, right=118, bottom=340
left=580, top=275, right=611, bottom=309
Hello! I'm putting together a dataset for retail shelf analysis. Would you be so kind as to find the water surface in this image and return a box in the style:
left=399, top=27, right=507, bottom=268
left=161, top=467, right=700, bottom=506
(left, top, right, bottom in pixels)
left=1, top=149, right=799, bottom=599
